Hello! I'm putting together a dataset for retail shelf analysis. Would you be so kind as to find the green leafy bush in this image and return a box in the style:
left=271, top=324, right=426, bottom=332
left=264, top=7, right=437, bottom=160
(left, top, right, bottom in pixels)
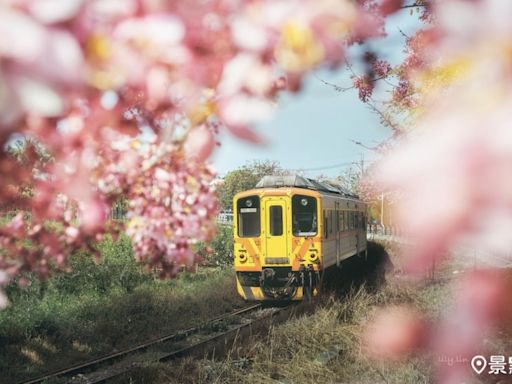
left=196, top=224, right=234, bottom=266
left=51, top=234, right=152, bottom=295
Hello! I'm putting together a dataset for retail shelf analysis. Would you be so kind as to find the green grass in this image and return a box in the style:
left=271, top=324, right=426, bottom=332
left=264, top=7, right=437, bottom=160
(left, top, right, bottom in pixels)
left=0, top=234, right=243, bottom=384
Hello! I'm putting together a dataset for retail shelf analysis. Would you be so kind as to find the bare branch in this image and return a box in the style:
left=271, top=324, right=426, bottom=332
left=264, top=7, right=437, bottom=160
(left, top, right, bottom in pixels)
left=400, top=2, right=428, bottom=10
left=351, top=139, right=380, bottom=151
left=397, top=27, right=410, bottom=39
left=317, top=77, right=352, bottom=92
left=366, top=98, right=404, bottom=134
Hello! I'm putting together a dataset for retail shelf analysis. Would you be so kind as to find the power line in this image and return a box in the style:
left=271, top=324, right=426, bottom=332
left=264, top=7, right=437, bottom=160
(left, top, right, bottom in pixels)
left=290, top=160, right=372, bottom=172
left=289, top=161, right=361, bottom=172
left=216, top=156, right=375, bottom=176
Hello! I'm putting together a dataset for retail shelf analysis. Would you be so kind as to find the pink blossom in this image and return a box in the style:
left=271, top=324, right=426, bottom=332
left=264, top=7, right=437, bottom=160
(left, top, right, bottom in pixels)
left=231, top=16, right=269, bottom=52
left=433, top=270, right=510, bottom=383
left=352, top=75, right=374, bottom=102
left=368, top=3, right=512, bottom=382
left=0, top=292, right=8, bottom=310
left=184, top=125, right=215, bottom=163
left=379, top=0, right=404, bottom=16
left=219, top=94, right=274, bottom=128
left=0, top=271, right=8, bottom=286
left=25, top=0, right=84, bottom=24
left=114, top=14, right=185, bottom=49
left=364, top=305, right=426, bottom=359
left=372, top=59, right=391, bottom=77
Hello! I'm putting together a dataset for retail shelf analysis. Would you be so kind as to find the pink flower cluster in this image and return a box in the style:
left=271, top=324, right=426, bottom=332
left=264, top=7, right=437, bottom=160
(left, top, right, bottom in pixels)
left=352, top=74, right=375, bottom=102
left=98, top=137, right=219, bottom=277
left=0, top=0, right=388, bottom=306
left=363, top=1, right=512, bottom=382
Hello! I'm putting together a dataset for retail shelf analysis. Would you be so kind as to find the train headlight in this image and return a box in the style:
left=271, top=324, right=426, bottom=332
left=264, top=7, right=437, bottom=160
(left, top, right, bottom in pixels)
left=239, top=254, right=248, bottom=263
left=300, top=198, right=308, bottom=206
left=308, top=253, right=318, bottom=262
left=245, top=199, right=253, bottom=207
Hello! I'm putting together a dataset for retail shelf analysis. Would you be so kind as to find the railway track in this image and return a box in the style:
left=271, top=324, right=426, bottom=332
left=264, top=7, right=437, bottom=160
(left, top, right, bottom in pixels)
left=19, top=302, right=313, bottom=384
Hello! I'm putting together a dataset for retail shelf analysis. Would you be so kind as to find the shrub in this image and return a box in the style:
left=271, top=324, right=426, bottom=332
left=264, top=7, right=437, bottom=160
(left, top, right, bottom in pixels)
left=196, top=224, right=233, bottom=266
left=50, top=233, right=152, bottom=295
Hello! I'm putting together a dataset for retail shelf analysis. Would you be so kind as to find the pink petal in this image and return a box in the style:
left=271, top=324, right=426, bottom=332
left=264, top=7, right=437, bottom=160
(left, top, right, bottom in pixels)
left=114, top=14, right=185, bottom=47
left=219, top=95, right=274, bottom=127
left=224, top=125, right=266, bottom=145
left=0, top=8, right=45, bottom=62
left=27, top=0, right=84, bottom=24
left=231, top=17, right=268, bottom=52
left=184, top=125, right=215, bottom=162
left=364, top=306, right=426, bottom=360
left=13, top=75, right=65, bottom=117
left=0, top=292, right=9, bottom=310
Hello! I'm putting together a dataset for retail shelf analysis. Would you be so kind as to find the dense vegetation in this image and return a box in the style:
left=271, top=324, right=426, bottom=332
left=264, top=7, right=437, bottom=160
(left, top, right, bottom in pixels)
left=196, top=224, right=234, bottom=266
left=0, top=234, right=242, bottom=384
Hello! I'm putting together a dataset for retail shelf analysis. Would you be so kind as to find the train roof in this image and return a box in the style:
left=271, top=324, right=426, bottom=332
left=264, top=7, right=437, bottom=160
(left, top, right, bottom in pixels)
left=255, top=175, right=360, bottom=199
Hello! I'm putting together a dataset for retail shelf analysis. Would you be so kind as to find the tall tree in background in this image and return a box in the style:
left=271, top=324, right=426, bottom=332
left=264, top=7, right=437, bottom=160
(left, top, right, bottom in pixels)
left=218, top=160, right=287, bottom=210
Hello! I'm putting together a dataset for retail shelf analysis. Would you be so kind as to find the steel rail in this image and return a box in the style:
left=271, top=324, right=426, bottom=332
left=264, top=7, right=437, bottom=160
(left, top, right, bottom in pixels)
left=74, top=301, right=314, bottom=384
left=18, top=304, right=262, bottom=384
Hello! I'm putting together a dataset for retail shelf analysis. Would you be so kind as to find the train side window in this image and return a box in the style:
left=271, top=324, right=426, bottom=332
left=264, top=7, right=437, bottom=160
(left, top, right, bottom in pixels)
left=237, top=196, right=260, bottom=237
left=330, top=211, right=334, bottom=234
left=324, top=212, right=328, bottom=239
left=269, top=206, right=283, bottom=236
left=349, top=212, right=354, bottom=230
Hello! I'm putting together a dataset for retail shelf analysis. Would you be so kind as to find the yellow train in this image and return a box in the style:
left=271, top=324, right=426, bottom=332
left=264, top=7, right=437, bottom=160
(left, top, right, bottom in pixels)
left=233, top=175, right=367, bottom=301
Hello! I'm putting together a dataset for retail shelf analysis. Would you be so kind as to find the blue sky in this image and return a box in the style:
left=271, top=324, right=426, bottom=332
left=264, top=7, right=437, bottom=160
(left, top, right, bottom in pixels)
left=212, top=11, right=422, bottom=179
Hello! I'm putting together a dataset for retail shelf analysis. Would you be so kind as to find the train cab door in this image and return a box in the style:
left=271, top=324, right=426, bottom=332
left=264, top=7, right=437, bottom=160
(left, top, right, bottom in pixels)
left=335, top=201, right=341, bottom=267
left=263, top=198, right=288, bottom=259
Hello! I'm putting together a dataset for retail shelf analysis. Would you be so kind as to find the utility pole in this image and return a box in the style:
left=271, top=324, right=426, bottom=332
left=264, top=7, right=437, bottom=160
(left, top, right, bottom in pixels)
left=353, top=152, right=365, bottom=173
left=380, top=192, right=385, bottom=230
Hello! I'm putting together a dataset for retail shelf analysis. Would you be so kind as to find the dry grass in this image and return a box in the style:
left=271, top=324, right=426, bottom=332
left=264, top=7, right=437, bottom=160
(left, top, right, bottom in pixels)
left=112, top=241, right=454, bottom=384
left=117, top=279, right=443, bottom=384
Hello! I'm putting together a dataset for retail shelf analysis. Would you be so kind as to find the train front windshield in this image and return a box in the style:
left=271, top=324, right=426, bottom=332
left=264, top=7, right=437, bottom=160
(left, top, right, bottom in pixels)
left=237, top=196, right=260, bottom=237
left=292, top=195, right=317, bottom=236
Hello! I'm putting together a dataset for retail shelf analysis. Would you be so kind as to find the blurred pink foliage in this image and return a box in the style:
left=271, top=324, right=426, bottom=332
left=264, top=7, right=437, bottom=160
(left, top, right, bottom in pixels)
left=362, top=1, right=512, bottom=382
left=0, top=0, right=391, bottom=306
left=364, top=305, right=426, bottom=359
left=379, top=0, right=512, bottom=273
